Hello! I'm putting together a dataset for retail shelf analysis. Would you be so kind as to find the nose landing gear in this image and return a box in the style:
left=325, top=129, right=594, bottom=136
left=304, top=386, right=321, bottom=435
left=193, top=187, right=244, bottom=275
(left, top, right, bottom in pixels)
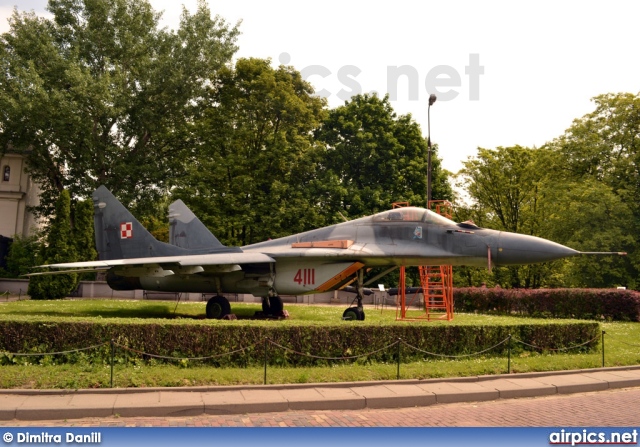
left=342, top=269, right=366, bottom=321
left=342, top=305, right=365, bottom=321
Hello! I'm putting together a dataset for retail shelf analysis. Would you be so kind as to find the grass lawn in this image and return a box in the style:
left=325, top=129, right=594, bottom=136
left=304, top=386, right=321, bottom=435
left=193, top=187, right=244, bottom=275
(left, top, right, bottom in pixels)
left=0, top=298, right=543, bottom=324
left=0, top=298, right=639, bottom=389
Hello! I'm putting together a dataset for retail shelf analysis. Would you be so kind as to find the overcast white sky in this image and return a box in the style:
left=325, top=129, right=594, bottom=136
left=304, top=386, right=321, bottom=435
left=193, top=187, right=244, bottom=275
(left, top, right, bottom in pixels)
left=1, top=0, right=638, bottom=173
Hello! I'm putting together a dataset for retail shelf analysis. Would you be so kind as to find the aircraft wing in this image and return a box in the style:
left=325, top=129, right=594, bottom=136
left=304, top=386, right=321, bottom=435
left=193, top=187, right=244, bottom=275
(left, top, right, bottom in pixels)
left=35, top=252, right=276, bottom=272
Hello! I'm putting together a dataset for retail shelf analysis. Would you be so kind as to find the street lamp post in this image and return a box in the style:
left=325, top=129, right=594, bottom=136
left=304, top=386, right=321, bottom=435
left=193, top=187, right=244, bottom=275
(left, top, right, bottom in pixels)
left=427, top=93, right=437, bottom=206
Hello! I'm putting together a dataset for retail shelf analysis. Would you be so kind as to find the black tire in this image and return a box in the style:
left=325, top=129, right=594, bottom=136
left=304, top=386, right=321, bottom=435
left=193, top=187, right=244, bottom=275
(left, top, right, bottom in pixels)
left=342, top=306, right=365, bottom=321
left=206, top=295, right=231, bottom=319
left=268, top=295, right=284, bottom=315
left=261, top=298, right=270, bottom=314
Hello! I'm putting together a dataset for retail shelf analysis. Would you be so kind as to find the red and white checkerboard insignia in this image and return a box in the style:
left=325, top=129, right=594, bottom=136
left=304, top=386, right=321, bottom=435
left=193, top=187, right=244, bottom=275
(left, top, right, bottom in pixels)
left=120, top=222, right=133, bottom=239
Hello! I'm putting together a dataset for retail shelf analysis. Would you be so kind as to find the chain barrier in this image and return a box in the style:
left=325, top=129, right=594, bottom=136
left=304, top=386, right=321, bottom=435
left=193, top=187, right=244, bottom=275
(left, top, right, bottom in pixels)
left=113, top=341, right=261, bottom=362
left=266, top=339, right=399, bottom=361
left=0, top=336, right=602, bottom=361
left=1, top=342, right=109, bottom=357
left=512, top=333, right=600, bottom=352
left=603, top=333, right=640, bottom=348
left=400, top=337, right=510, bottom=359
left=0, top=331, right=616, bottom=387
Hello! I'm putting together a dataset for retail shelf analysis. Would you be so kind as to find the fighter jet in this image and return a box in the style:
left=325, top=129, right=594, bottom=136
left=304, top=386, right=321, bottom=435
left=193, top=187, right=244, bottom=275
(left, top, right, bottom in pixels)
left=36, top=186, right=623, bottom=320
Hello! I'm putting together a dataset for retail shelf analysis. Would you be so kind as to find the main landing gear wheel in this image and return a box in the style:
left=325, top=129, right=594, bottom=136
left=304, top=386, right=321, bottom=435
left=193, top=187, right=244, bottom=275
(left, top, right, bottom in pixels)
left=262, top=296, right=284, bottom=315
left=343, top=306, right=365, bottom=321
left=206, top=295, right=231, bottom=319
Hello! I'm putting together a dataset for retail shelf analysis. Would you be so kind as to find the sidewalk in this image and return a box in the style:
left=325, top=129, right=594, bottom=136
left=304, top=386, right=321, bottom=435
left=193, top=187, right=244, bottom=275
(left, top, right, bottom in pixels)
left=2, top=366, right=640, bottom=422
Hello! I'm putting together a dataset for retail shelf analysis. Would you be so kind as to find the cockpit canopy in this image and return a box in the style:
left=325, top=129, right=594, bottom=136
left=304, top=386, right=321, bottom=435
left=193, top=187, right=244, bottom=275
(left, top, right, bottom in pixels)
left=372, top=207, right=456, bottom=227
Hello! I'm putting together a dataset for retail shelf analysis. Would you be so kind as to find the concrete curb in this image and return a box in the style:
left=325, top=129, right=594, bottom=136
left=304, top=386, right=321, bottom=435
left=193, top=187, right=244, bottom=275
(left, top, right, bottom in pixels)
left=3, top=365, right=639, bottom=396
left=1, top=366, right=640, bottom=421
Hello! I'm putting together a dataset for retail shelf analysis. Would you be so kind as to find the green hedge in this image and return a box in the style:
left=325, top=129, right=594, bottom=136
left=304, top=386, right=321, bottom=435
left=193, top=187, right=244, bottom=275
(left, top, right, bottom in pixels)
left=0, top=320, right=599, bottom=367
left=454, top=288, right=640, bottom=321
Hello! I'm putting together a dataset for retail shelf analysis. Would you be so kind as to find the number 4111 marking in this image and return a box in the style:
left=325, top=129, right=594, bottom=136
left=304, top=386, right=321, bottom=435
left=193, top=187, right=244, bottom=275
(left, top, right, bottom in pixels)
left=294, top=268, right=315, bottom=286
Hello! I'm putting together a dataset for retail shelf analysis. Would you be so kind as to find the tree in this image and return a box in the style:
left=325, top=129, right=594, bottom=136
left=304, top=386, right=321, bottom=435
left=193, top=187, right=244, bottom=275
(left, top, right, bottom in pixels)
left=72, top=198, right=97, bottom=280
left=457, top=146, right=542, bottom=234
left=544, top=92, right=640, bottom=287
left=28, top=190, right=77, bottom=299
left=456, top=146, right=555, bottom=288
left=316, top=93, right=452, bottom=220
left=456, top=138, right=635, bottom=289
left=171, top=58, right=328, bottom=246
left=73, top=199, right=96, bottom=262
left=0, top=234, right=39, bottom=278
left=0, top=0, right=239, bottom=216
left=550, top=93, right=640, bottom=188
left=539, top=178, right=635, bottom=288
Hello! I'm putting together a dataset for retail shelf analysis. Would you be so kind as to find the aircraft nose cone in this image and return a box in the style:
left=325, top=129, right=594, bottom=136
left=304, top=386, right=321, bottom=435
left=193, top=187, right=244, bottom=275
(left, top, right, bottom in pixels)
left=496, top=232, right=579, bottom=265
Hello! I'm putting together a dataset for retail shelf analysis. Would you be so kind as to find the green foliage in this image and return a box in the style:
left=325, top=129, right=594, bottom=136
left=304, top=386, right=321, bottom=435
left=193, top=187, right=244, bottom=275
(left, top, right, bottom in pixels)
left=456, top=146, right=557, bottom=288
left=0, top=299, right=602, bottom=369
left=6, top=299, right=634, bottom=388
left=317, top=93, right=453, bottom=220
left=172, top=57, right=328, bottom=245
left=0, top=318, right=598, bottom=368
left=136, top=192, right=173, bottom=242
left=0, top=234, right=40, bottom=278
left=455, top=288, right=640, bottom=321
left=456, top=94, right=640, bottom=289
left=0, top=0, right=239, bottom=217
left=72, top=199, right=97, bottom=280
left=172, top=87, right=455, bottom=246
left=456, top=123, right=637, bottom=289
left=457, top=145, right=541, bottom=233
left=537, top=179, right=634, bottom=288
left=1, top=1, right=456, bottom=247
left=544, top=92, right=640, bottom=288
left=550, top=93, right=640, bottom=187
left=27, top=190, right=77, bottom=299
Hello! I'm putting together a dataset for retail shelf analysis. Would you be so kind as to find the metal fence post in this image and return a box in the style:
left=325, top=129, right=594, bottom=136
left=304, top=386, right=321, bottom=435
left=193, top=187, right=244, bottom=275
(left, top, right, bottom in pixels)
left=396, top=338, right=401, bottom=380
left=264, top=337, right=268, bottom=385
left=110, top=339, right=115, bottom=388
left=507, top=334, right=512, bottom=374
left=602, top=330, right=606, bottom=368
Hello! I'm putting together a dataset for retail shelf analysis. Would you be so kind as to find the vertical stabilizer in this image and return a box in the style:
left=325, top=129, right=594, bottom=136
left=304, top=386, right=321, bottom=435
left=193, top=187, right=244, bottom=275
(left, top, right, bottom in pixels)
left=168, top=200, right=226, bottom=250
left=92, top=186, right=186, bottom=260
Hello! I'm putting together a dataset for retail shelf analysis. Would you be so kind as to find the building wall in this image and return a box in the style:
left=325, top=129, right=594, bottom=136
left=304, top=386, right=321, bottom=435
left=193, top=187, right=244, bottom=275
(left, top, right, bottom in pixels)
left=0, top=153, right=41, bottom=238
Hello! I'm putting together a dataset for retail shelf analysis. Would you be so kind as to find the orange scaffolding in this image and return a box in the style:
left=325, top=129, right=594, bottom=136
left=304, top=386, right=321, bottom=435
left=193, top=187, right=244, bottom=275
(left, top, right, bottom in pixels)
left=395, top=200, right=455, bottom=321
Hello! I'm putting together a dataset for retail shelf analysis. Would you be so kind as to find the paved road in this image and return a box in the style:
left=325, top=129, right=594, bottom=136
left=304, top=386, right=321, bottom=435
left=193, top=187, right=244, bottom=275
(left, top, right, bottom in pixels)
left=3, top=386, right=639, bottom=427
